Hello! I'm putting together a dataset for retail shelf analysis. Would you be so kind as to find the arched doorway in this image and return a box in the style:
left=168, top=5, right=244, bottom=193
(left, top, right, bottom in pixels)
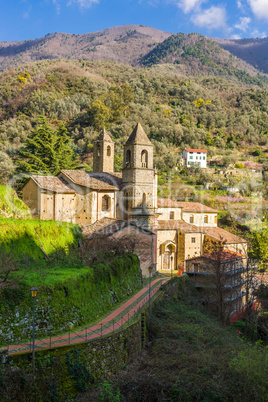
left=162, top=243, right=176, bottom=271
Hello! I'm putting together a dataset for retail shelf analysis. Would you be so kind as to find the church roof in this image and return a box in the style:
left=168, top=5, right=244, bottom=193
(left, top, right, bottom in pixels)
left=200, top=227, right=247, bottom=244
left=178, top=202, right=217, bottom=213
left=59, top=170, right=120, bottom=191
left=158, top=198, right=182, bottom=208
left=29, top=175, right=75, bottom=194
left=96, top=129, right=113, bottom=143
left=126, top=123, right=152, bottom=145
left=157, top=220, right=201, bottom=232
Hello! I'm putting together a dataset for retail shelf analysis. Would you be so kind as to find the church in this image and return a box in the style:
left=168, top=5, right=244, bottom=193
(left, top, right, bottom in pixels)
left=22, top=123, right=247, bottom=276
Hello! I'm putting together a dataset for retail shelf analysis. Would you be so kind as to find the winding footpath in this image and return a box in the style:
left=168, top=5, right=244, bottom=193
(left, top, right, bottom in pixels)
left=7, top=278, right=169, bottom=355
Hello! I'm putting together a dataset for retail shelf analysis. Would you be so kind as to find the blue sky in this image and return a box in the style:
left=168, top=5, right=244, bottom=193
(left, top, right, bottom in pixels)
left=1, top=0, right=267, bottom=42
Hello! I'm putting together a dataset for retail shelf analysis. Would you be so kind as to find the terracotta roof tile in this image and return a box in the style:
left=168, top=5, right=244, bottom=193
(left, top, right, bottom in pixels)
left=30, top=175, right=75, bottom=194
left=185, top=148, right=207, bottom=153
left=126, top=122, right=152, bottom=145
left=186, top=250, right=245, bottom=262
left=178, top=202, right=217, bottom=213
left=201, top=227, right=247, bottom=244
left=60, top=170, right=120, bottom=191
left=157, top=198, right=182, bottom=208
left=157, top=220, right=201, bottom=232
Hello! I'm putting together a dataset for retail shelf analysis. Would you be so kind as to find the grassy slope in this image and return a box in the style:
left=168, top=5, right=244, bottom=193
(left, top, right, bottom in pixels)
left=0, top=185, right=31, bottom=219
left=103, top=283, right=268, bottom=402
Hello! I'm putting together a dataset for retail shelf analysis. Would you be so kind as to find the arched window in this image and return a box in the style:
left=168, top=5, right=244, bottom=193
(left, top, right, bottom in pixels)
left=142, top=193, right=146, bottom=211
left=141, top=150, right=148, bottom=168
left=126, top=149, right=131, bottom=167
left=107, top=145, right=111, bottom=156
left=97, top=144, right=101, bottom=157
left=190, top=215, right=194, bottom=224
left=102, top=195, right=110, bottom=211
left=204, top=215, right=208, bottom=224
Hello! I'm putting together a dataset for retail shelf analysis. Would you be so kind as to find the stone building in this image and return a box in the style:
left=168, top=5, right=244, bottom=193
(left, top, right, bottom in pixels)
left=185, top=250, right=250, bottom=318
left=22, top=123, right=247, bottom=276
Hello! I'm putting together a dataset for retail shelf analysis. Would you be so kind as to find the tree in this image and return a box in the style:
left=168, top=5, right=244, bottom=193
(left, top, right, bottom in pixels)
left=87, top=100, right=111, bottom=130
left=16, top=117, right=77, bottom=174
left=54, top=123, right=78, bottom=172
left=0, top=152, right=15, bottom=184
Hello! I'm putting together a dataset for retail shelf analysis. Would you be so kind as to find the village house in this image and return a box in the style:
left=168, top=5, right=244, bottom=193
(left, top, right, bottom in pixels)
left=181, top=148, right=207, bottom=168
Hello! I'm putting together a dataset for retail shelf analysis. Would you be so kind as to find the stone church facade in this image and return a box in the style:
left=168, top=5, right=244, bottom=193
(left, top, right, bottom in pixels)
left=22, top=123, right=247, bottom=275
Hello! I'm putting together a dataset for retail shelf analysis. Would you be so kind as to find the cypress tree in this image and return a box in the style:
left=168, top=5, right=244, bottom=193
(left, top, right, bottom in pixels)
left=17, top=117, right=77, bottom=174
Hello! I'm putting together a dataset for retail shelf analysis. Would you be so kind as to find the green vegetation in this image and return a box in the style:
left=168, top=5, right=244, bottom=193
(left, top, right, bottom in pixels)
left=0, top=218, right=142, bottom=344
left=0, top=185, right=31, bottom=219
left=0, top=59, right=267, bottom=179
left=141, top=33, right=268, bottom=87
left=104, top=286, right=268, bottom=402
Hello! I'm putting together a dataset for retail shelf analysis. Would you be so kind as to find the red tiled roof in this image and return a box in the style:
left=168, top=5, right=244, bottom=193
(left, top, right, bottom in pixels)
left=157, top=198, right=182, bottom=208
left=178, top=202, right=217, bottom=213
left=30, top=175, right=75, bottom=194
left=186, top=250, right=245, bottom=262
left=185, top=149, right=207, bottom=153
left=201, top=227, right=247, bottom=244
left=60, top=170, right=120, bottom=191
left=157, top=220, right=201, bottom=232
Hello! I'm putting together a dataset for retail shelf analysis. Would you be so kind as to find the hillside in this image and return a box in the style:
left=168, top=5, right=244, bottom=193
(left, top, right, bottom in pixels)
left=141, top=33, right=267, bottom=86
left=0, top=25, right=170, bottom=72
left=82, top=282, right=268, bottom=401
left=1, top=25, right=268, bottom=86
left=214, top=36, right=268, bottom=74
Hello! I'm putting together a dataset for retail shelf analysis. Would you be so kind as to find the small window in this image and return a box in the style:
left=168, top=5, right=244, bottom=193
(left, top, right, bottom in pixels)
left=204, top=215, right=208, bottom=223
left=214, top=216, right=217, bottom=224
left=107, top=145, right=111, bottom=156
left=97, top=144, right=101, bottom=157
left=203, top=156, right=206, bottom=160
left=191, top=238, right=196, bottom=243
left=102, top=195, right=110, bottom=211
left=188, top=161, right=190, bottom=165
left=170, top=211, right=174, bottom=220
left=196, top=156, right=198, bottom=159
left=190, top=215, right=194, bottom=223
left=190, top=156, right=193, bottom=159
left=141, top=150, right=148, bottom=168
left=126, top=149, right=131, bottom=167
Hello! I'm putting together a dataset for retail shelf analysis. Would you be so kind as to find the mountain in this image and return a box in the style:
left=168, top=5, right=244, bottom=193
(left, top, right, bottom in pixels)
left=0, top=25, right=171, bottom=72
left=141, top=33, right=267, bottom=86
left=213, top=37, right=268, bottom=74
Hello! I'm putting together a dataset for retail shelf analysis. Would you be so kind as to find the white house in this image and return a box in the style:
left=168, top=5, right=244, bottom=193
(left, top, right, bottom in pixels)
left=182, top=148, right=207, bottom=168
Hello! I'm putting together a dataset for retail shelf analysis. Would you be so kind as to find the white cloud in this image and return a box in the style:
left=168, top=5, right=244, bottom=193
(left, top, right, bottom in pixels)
left=248, top=0, right=268, bottom=20
left=230, top=34, right=242, bottom=39
left=237, top=0, right=244, bottom=10
left=192, top=6, right=227, bottom=30
left=23, top=6, right=32, bottom=19
left=234, top=16, right=251, bottom=32
left=251, top=29, right=267, bottom=37
left=68, top=0, right=99, bottom=7
left=177, top=0, right=204, bottom=14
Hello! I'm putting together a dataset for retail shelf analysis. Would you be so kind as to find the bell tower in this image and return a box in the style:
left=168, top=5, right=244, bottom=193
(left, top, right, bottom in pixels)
left=93, top=129, right=114, bottom=173
left=122, top=123, right=157, bottom=230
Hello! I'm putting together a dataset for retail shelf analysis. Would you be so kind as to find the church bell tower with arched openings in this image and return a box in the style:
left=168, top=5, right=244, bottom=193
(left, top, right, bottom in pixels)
left=122, top=123, right=157, bottom=229
left=93, top=129, right=114, bottom=173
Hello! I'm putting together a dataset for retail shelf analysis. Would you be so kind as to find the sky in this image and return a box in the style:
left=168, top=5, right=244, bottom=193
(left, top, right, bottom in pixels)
left=1, top=0, right=268, bottom=42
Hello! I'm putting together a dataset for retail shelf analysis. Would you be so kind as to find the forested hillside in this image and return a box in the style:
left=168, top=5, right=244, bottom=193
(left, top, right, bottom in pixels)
left=0, top=58, right=267, bottom=179
left=141, top=33, right=267, bottom=86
